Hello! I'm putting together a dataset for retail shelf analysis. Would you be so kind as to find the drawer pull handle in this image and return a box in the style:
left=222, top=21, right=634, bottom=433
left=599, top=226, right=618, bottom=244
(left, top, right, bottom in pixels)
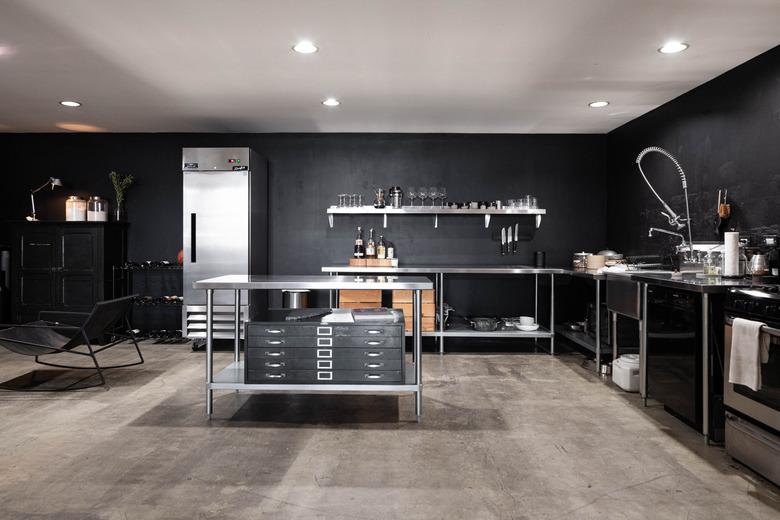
left=317, top=371, right=333, bottom=381
left=265, top=329, right=284, bottom=334
left=317, top=360, right=332, bottom=369
left=266, top=351, right=285, bottom=357
left=317, top=338, right=332, bottom=347
left=265, top=362, right=285, bottom=368
left=365, top=351, right=384, bottom=357
left=317, top=326, right=332, bottom=336
left=365, top=362, right=384, bottom=368
left=265, top=373, right=285, bottom=379
left=366, top=329, right=384, bottom=334
left=28, top=242, right=52, bottom=247
left=365, top=339, right=384, bottom=345
left=316, top=349, right=332, bottom=358
left=266, top=339, right=284, bottom=345
left=365, top=373, right=383, bottom=379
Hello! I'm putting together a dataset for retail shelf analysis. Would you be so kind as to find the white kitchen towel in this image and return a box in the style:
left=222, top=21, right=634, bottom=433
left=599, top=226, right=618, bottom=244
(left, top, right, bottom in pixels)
left=729, top=317, right=771, bottom=391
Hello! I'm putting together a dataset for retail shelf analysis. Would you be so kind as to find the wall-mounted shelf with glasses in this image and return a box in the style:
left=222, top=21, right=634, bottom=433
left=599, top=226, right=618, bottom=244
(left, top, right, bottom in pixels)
left=326, top=206, right=546, bottom=229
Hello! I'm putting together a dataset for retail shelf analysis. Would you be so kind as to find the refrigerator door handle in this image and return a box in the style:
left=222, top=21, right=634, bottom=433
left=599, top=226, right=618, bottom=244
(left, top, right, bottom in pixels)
left=190, top=213, right=197, bottom=262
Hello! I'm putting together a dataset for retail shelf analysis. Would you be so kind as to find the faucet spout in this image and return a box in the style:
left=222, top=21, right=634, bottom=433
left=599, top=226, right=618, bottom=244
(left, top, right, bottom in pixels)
left=648, top=227, right=689, bottom=254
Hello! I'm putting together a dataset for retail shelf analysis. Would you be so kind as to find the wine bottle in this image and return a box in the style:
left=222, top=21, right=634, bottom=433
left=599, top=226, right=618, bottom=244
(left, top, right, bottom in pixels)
left=353, top=226, right=365, bottom=259
left=377, top=235, right=386, bottom=259
left=365, top=228, right=376, bottom=258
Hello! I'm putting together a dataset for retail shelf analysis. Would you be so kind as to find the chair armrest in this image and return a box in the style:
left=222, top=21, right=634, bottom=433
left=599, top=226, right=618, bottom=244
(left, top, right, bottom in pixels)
left=38, top=311, right=90, bottom=327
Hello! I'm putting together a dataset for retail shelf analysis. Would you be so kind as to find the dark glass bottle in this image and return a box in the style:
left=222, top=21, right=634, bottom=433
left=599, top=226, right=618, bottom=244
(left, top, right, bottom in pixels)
left=353, top=226, right=365, bottom=259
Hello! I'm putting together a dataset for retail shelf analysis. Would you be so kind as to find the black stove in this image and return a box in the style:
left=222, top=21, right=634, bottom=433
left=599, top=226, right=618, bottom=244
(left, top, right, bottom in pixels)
left=726, top=284, right=780, bottom=324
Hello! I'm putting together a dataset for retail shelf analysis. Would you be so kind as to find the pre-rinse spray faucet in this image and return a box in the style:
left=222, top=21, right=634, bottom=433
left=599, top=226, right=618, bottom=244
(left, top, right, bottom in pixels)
left=636, top=146, right=694, bottom=260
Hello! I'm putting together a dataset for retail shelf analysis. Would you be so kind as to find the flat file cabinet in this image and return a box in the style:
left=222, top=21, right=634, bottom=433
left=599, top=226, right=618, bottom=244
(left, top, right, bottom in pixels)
left=245, top=315, right=405, bottom=384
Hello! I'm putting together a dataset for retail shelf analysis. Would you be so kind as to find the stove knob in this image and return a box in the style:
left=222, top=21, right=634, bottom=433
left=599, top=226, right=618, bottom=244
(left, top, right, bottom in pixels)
left=734, top=299, right=747, bottom=310
left=768, top=305, right=780, bottom=318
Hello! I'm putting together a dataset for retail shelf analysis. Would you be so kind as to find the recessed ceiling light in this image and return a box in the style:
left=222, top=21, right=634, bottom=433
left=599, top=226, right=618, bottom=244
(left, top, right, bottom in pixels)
left=588, top=101, right=609, bottom=108
left=658, top=41, right=689, bottom=54
left=60, top=100, right=82, bottom=107
left=322, top=98, right=340, bottom=107
left=293, top=40, right=318, bottom=54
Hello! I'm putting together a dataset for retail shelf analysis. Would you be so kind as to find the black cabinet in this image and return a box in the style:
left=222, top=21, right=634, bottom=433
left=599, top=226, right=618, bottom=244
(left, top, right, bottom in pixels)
left=9, top=222, right=127, bottom=322
left=245, top=317, right=405, bottom=384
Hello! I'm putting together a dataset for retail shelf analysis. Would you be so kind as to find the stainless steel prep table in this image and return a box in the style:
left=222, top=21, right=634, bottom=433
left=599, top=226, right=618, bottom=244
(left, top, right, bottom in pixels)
left=321, top=265, right=563, bottom=354
left=192, top=275, right=434, bottom=420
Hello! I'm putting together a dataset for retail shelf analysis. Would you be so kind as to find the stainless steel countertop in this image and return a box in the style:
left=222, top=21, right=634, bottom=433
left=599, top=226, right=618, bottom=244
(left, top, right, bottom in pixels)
left=321, top=264, right=566, bottom=274
left=613, top=272, right=752, bottom=293
left=193, top=274, right=434, bottom=290
left=558, top=268, right=606, bottom=280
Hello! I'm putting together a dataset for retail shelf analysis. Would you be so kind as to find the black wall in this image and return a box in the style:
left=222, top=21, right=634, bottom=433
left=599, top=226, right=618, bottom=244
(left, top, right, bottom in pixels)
left=607, top=45, right=780, bottom=255
left=0, top=133, right=606, bottom=316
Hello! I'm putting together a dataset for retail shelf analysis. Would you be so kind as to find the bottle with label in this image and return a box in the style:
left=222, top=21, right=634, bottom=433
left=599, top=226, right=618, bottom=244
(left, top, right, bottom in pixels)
left=377, top=235, right=386, bottom=259
left=365, top=228, right=376, bottom=258
left=353, top=226, right=365, bottom=259
left=387, top=241, right=395, bottom=259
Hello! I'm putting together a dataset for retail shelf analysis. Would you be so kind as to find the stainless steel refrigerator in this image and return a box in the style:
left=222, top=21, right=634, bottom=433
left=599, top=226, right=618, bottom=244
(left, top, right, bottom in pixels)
left=182, top=147, right=268, bottom=341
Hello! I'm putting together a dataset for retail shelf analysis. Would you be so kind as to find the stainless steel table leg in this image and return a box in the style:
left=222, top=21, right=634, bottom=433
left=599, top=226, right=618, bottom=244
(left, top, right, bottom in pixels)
left=206, top=288, right=214, bottom=417
left=702, top=293, right=709, bottom=444
left=612, top=311, right=618, bottom=360
left=549, top=274, right=555, bottom=355
left=595, top=280, right=601, bottom=372
left=414, top=289, right=423, bottom=421
left=640, top=283, right=648, bottom=406
left=534, top=274, right=539, bottom=323
left=329, top=272, right=337, bottom=307
left=234, top=289, right=241, bottom=365
left=438, top=272, right=445, bottom=355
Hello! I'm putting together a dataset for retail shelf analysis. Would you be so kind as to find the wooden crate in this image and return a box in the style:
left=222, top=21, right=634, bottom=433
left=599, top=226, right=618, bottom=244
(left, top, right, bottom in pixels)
left=348, top=258, right=367, bottom=267
left=392, top=289, right=434, bottom=304
left=392, top=302, right=435, bottom=317
left=339, top=289, right=382, bottom=304
left=404, top=317, right=435, bottom=332
left=338, top=302, right=382, bottom=309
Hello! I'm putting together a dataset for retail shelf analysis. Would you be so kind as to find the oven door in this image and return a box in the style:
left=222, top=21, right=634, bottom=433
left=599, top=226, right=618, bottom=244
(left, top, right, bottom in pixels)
left=724, top=319, right=780, bottom=432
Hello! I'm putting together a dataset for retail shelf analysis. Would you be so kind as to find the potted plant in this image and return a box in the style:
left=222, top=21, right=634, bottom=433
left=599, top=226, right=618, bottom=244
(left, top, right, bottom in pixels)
left=109, top=171, right=134, bottom=221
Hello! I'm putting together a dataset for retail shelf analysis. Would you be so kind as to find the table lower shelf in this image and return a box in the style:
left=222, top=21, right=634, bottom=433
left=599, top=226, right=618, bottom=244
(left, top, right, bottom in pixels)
left=210, top=361, right=419, bottom=393
left=404, top=326, right=553, bottom=338
left=555, top=326, right=605, bottom=355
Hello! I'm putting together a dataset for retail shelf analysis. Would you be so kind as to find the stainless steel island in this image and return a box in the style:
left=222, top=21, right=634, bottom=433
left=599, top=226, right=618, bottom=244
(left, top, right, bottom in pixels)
left=192, top=275, right=434, bottom=420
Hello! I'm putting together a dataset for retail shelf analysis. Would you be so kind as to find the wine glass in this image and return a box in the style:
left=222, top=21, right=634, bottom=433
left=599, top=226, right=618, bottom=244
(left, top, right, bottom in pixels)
left=418, top=186, right=429, bottom=206
left=408, top=186, right=417, bottom=206
left=428, top=186, right=439, bottom=207
left=439, top=187, right=447, bottom=207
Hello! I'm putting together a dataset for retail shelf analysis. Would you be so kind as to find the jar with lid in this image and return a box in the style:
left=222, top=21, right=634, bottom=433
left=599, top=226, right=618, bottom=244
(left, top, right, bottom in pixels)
left=65, top=196, right=87, bottom=221
left=87, top=196, right=109, bottom=222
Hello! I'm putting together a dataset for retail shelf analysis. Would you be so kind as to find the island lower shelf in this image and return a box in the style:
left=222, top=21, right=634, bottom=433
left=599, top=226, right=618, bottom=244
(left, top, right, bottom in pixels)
left=210, top=361, right=419, bottom=393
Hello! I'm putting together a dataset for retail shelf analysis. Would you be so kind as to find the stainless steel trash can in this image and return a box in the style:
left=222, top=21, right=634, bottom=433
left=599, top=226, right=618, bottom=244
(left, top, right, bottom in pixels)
left=282, top=290, right=310, bottom=309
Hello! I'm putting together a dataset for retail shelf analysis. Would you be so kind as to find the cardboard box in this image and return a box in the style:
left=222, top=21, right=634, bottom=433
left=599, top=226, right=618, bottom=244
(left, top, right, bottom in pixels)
left=404, top=317, right=436, bottom=332
left=338, top=302, right=381, bottom=309
left=392, top=289, right=434, bottom=304
left=339, top=289, right=382, bottom=303
left=392, top=302, right=435, bottom=317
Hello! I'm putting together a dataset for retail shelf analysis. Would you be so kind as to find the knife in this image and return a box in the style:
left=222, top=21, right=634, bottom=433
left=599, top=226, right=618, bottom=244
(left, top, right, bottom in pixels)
left=506, top=225, right=513, bottom=255
left=501, top=227, right=506, bottom=255
left=513, top=223, right=519, bottom=254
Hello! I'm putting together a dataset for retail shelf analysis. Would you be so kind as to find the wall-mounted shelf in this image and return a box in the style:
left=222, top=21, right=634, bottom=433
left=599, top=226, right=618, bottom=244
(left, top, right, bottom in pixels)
left=326, top=206, right=546, bottom=229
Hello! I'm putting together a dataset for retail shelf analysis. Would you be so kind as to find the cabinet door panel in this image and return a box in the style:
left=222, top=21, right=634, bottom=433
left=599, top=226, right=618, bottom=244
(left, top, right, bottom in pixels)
left=61, top=232, right=95, bottom=270
left=21, top=232, right=57, bottom=269
left=60, top=275, right=95, bottom=308
left=20, top=273, right=54, bottom=306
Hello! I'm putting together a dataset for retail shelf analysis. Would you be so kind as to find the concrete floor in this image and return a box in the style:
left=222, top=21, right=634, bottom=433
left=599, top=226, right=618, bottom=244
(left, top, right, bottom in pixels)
left=0, top=341, right=779, bottom=520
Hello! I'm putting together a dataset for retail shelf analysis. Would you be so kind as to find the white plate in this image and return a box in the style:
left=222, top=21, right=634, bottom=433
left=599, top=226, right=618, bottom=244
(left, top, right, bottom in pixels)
left=517, top=324, right=539, bottom=332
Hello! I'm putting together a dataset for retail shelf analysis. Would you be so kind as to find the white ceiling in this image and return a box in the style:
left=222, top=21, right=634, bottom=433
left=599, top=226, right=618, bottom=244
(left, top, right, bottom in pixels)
left=0, top=0, right=778, bottom=133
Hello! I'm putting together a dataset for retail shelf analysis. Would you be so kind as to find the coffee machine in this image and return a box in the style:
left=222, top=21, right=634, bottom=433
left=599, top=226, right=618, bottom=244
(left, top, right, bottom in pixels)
left=760, top=235, right=779, bottom=281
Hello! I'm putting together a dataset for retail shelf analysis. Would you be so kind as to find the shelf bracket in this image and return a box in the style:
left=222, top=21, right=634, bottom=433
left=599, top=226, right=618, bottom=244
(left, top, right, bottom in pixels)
left=328, top=214, right=334, bottom=228
left=484, top=214, right=491, bottom=228
left=535, top=215, right=542, bottom=229
left=383, top=214, right=388, bottom=229
left=434, top=214, right=438, bottom=229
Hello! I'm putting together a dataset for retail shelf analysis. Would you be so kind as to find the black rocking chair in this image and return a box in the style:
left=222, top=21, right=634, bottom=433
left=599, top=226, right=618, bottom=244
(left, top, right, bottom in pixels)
left=0, top=295, right=143, bottom=390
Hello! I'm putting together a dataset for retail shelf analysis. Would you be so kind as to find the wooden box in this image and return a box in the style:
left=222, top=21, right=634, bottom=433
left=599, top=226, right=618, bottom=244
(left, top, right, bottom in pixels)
left=348, top=258, right=367, bottom=267
left=392, top=302, right=435, bottom=317
left=404, top=317, right=436, bottom=332
left=338, top=302, right=382, bottom=309
left=392, top=289, right=434, bottom=304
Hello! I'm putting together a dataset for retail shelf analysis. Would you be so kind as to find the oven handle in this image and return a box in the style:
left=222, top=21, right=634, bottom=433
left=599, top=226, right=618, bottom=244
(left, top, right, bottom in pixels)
left=725, top=316, right=780, bottom=338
